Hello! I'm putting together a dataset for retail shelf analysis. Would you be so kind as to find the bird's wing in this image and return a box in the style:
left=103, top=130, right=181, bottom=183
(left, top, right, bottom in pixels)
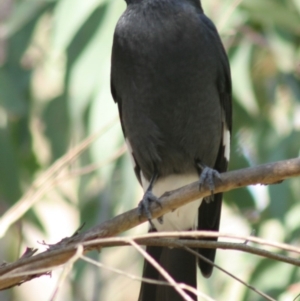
left=111, top=58, right=143, bottom=185
left=197, top=15, right=232, bottom=278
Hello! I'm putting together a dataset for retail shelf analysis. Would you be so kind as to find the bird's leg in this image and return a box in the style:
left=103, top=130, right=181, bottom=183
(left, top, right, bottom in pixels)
left=197, top=161, right=221, bottom=203
left=138, top=172, right=163, bottom=226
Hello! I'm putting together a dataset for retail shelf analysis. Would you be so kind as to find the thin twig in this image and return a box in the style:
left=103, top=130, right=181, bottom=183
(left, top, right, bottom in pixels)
left=3, top=233, right=300, bottom=281
left=81, top=255, right=169, bottom=286
left=49, top=245, right=84, bottom=301
left=80, top=254, right=216, bottom=301
left=82, top=237, right=300, bottom=267
left=182, top=245, right=276, bottom=301
left=80, top=231, right=300, bottom=256
left=218, top=0, right=243, bottom=32
left=50, top=144, right=126, bottom=184
left=128, top=239, right=194, bottom=301
left=0, top=117, right=118, bottom=238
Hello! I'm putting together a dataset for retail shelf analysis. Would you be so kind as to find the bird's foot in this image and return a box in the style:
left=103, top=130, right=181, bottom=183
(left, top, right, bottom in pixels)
left=197, top=163, right=221, bottom=203
left=138, top=190, right=163, bottom=227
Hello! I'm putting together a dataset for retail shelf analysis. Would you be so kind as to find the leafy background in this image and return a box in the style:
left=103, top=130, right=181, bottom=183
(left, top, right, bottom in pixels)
left=0, top=0, right=299, bottom=300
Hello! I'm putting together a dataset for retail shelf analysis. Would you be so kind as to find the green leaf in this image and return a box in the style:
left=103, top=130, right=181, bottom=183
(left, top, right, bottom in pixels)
left=231, top=41, right=259, bottom=116
left=241, top=0, right=300, bottom=33
left=66, top=0, right=124, bottom=122
left=43, top=95, right=70, bottom=160
left=52, top=0, right=109, bottom=52
left=0, top=129, right=22, bottom=202
left=3, top=0, right=48, bottom=38
left=0, top=69, right=26, bottom=116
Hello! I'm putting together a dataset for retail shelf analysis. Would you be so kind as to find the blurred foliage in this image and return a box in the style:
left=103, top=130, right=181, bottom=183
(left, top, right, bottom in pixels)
left=0, top=0, right=299, bottom=300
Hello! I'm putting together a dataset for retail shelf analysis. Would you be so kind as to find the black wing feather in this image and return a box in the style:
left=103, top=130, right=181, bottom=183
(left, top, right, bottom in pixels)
left=111, top=73, right=143, bottom=185
left=197, top=43, right=232, bottom=277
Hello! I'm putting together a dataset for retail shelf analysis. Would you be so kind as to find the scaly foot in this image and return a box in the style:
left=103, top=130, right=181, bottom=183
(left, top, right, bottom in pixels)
left=197, top=163, right=221, bottom=203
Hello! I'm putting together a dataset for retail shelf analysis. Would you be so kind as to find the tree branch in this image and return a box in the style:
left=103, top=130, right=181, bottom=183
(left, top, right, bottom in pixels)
left=0, top=157, right=299, bottom=290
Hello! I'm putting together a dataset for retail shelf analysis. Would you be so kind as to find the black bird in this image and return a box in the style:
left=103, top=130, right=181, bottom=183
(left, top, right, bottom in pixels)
left=111, top=0, right=232, bottom=300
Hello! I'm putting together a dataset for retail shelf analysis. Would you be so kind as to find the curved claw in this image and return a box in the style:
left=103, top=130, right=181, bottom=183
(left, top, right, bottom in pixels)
left=138, top=190, right=162, bottom=222
left=198, top=165, right=220, bottom=202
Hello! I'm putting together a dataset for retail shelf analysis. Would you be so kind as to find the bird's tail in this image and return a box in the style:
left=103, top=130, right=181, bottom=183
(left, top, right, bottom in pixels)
left=138, top=245, right=197, bottom=301
left=197, top=192, right=223, bottom=277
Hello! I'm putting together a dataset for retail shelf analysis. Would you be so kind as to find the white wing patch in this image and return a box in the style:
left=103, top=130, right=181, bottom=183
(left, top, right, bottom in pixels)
left=141, top=172, right=202, bottom=231
left=223, top=122, right=230, bottom=162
